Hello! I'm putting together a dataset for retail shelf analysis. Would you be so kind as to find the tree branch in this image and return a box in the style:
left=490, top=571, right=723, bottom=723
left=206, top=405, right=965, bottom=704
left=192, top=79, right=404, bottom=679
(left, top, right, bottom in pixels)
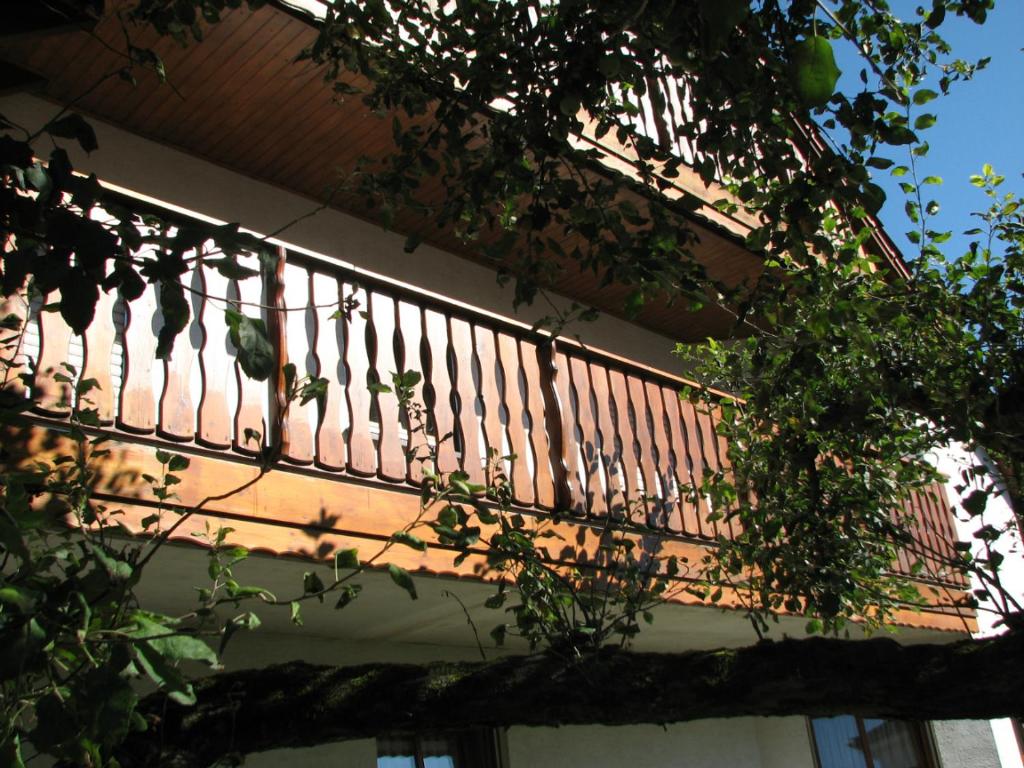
left=120, top=628, right=1024, bottom=767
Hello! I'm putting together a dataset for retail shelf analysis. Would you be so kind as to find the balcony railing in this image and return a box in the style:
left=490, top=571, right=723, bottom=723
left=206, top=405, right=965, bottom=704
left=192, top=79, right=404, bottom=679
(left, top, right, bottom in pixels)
left=7, top=190, right=963, bottom=588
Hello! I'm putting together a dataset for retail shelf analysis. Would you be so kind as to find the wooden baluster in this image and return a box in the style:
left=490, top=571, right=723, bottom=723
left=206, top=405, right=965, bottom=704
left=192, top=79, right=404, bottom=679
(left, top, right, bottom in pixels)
left=423, top=309, right=459, bottom=475
left=553, top=350, right=586, bottom=516
left=397, top=299, right=426, bottom=483
left=567, top=354, right=601, bottom=517
left=902, top=492, right=922, bottom=577
left=0, top=296, right=28, bottom=397
left=450, top=316, right=485, bottom=486
left=344, top=282, right=376, bottom=475
left=660, top=387, right=700, bottom=536
left=589, top=361, right=625, bottom=517
left=0, top=280, right=29, bottom=398
left=894, top=498, right=916, bottom=577
left=80, top=207, right=117, bottom=423
left=627, top=374, right=660, bottom=525
left=280, top=262, right=315, bottom=464
left=159, top=265, right=199, bottom=442
left=694, top=404, right=726, bottom=538
left=539, top=342, right=572, bottom=511
left=119, top=280, right=159, bottom=433
left=312, top=271, right=346, bottom=471
left=645, top=380, right=680, bottom=532
left=496, top=331, right=533, bottom=507
left=710, top=405, right=740, bottom=540
left=520, top=338, right=556, bottom=510
left=232, top=262, right=267, bottom=454
left=929, top=484, right=963, bottom=584
left=474, top=325, right=505, bottom=484
left=607, top=369, right=641, bottom=520
left=944, top=488, right=970, bottom=587
left=917, top=485, right=946, bottom=578
left=370, top=290, right=406, bottom=482
left=677, top=399, right=713, bottom=538
left=909, top=492, right=932, bottom=575
left=196, top=253, right=232, bottom=448
left=80, top=287, right=117, bottom=423
left=266, top=247, right=288, bottom=454
left=34, top=291, right=74, bottom=416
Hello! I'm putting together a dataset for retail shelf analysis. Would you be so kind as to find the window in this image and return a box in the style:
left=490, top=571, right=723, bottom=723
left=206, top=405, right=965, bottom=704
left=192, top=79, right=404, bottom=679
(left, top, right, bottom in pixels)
left=810, top=716, right=934, bottom=768
left=377, top=730, right=502, bottom=768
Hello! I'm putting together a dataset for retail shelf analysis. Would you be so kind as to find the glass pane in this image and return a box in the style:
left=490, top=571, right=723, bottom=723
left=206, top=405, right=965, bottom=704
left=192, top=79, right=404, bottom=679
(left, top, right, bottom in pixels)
left=419, top=737, right=456, bottom=768
left=813, top=716, right=869, bottom=768
left=862, top=719, right=926, bottom=768
left=421, top=734, right=457, bottom=768
left=378, top=735, right=418, bottom=768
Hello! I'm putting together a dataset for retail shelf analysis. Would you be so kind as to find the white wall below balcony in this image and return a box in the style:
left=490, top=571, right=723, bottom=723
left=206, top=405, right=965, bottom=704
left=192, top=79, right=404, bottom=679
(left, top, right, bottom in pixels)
left=508, top=718, right=814, bottom=768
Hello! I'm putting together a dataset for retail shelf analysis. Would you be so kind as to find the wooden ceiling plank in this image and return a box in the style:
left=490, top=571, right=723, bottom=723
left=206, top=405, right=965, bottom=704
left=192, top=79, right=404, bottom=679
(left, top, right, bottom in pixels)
left=121, top=9, right=263, bottom=137
left=229, top=64, right=331, bottom=173
left=196, top=23, right=315, bottom=156
left=159, top=8, right=295, bottom=148
left=88, top=17, right=186, bottom=122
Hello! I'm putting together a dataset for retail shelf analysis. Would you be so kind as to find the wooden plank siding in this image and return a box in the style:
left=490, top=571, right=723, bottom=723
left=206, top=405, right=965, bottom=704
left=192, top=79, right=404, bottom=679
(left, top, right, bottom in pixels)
left=7, top=189, right=971, bottom=625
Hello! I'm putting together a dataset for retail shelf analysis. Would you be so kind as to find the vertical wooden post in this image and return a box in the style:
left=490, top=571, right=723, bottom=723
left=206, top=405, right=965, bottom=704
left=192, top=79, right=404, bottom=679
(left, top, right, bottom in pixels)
left=265, top=245, right=289, bottom=458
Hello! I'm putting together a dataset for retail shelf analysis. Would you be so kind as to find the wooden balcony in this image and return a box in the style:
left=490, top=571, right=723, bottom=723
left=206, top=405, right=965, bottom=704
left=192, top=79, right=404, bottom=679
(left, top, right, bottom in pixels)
left=0, top=189, right=970, bottom=633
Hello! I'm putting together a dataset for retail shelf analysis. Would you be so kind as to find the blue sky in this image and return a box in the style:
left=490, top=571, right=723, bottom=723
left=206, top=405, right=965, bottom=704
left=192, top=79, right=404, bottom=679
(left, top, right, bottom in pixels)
left=834, top=1, right=1023, bottom=263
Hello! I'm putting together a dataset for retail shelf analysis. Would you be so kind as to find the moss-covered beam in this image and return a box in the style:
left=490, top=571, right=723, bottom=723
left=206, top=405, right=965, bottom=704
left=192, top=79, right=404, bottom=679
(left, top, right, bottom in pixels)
left=119, top=629, right=1024, bottom=767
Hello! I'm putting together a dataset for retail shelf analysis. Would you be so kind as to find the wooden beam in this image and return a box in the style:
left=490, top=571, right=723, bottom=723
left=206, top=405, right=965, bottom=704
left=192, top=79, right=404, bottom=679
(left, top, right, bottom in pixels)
left=118, top=628, right=1024, bottom=767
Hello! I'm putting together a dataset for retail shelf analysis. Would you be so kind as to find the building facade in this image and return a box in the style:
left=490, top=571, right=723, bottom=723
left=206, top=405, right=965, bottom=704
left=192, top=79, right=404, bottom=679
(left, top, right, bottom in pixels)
left=1, top=2, right=1018, bottom=766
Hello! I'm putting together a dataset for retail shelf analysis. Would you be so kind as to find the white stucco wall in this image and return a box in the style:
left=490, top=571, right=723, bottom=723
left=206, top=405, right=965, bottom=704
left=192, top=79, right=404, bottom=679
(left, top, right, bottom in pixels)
left=509, top=721, right=765, bottom=768
left=507, top=717, right=814, bottom=768
left=932, top=720, right=1004, bottom=768
left=755, top=717, right=817, bottom=768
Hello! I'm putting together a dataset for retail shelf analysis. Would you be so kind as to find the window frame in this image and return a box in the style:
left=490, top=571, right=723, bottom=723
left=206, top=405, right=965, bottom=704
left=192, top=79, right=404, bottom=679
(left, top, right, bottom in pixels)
left=376, top=728, right=505, bottom=768
left=807, top=715, right=938, bottom=768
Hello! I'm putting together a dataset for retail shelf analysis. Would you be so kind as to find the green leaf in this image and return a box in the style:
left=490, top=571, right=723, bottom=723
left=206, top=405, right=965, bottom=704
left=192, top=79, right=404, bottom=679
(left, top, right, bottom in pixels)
left=0, top=734, right=26, bottom=768
left=0, top=586, right=36, bottom=612
left=133, top=641, right=196, bottom=706
left=129, top=615, right=218, bottom=666
left=334, top=548, right=360, bottom=570
left=391, top=530, right=427, bottom=551
left=94, top=547, right=134, bottom=581
left=334, top=584, right=362, bottom=610
left=156, top=280, right=190, bottom=359
left=225, top=308, right=276, bottom=381
left=388, top=563, right=418, bottom=600
left=59, top=276, right=99, bottom=334
left=46, top=113, right=99, bottom=153
left=303, top=570, right=326, bottom=599
left=913, top=88, right=938, bottom=105
left=204, top=257, right=259, bottom=280
left=167, top=454, right=190, bottom=472
left=790, top=36, right=841, bottom=108
left=290, top=600, right=303, bottom=625
left=219, top=612, right=261, bottom=655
